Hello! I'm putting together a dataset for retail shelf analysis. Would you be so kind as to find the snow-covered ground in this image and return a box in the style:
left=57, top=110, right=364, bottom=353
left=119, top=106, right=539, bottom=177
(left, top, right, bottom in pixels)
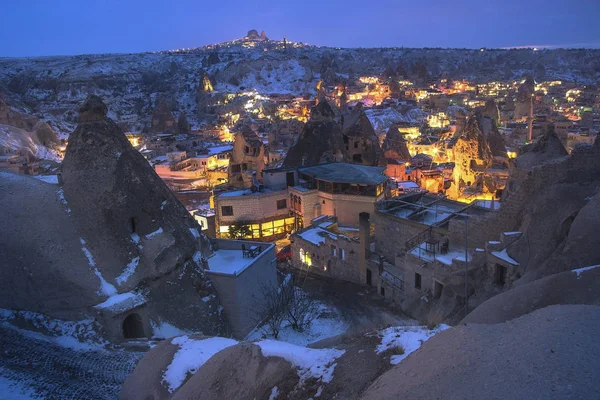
left=256, top=340, right=345, bottom=384
left=376, top=324, right=450, bottom=365
left=162, top=336, right=239, bottom=392
left=246, top=302, right=348, bottom=346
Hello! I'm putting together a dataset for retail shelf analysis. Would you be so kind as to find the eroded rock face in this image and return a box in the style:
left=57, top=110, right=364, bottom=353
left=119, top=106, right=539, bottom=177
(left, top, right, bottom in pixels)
left=361, top=305, right=600, bottom=400
left=284, top=101, right=385, bottom=167
left=177, top=113, right=190, bottom=134
left=514, top=76, right=535, bottom=120
left=151, top=96, right=176, bottom=133
left=382, top=123, right=411, bottom=161
left=452, top=115, right=493, bottom=187
left=54, top=95, right=227, bottom=333
left=78, top=94, right=107, bottom=122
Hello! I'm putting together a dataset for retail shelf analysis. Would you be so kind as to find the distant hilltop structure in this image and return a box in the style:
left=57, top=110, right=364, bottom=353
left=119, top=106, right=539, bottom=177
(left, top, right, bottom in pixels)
left=244, top=29, right=268, bottom=41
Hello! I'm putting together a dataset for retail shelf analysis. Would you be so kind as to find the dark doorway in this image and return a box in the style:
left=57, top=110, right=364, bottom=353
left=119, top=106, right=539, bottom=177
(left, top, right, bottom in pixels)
left=129, top=217, right=137, bottom=234
left=122, top=313, right=145, bottom=339
left=433, top=280, right=444, bottom=299
left=352, top=154, right=363, bottom=163
left=366, top=269, right=372, bottom=286
left=415, top=273, right=422, bottom=290
left=380, top=286, right=385, bottom=297
left=494, top=264, right=507, bottom=286
left=286, top=172, right=295, bottom=187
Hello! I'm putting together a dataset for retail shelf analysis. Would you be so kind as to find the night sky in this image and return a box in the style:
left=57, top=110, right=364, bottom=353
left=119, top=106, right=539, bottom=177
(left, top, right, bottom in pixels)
left=1, top=0, right=599, bottom=57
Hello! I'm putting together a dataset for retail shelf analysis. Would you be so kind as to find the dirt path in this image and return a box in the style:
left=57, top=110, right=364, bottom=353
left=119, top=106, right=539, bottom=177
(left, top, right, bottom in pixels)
left=296, top=275, right=415, bottom=334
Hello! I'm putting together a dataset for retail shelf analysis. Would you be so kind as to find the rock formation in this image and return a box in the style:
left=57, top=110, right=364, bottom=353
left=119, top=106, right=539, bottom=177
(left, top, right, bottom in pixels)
left=514, top=76, right=535, bottom=121
left=451, top=115, right=493, bottom=188
left=361, top=305, right=600, bottom=400
left=473, top=100, right=507, bottom=158
left=341, top=106, right=386, bottom=166
left=0, top=95, right=59, bottom=150
left=462, top=266, right=600, bottom=325
left=382, top=123, right=412, bottom=161
left=228, top=125, right=265, bottom=188
left=1, top=95, right=228, bottom=341
left=177, top=113, right=190, bottom=134
left=284, top=100, right=385, bottom=167
left=151, top=96, right=176, bottom=133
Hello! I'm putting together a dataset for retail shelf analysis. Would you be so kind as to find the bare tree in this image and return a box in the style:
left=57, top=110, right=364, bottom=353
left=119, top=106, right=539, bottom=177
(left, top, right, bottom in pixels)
left=251, top=274, right=318, bottom=338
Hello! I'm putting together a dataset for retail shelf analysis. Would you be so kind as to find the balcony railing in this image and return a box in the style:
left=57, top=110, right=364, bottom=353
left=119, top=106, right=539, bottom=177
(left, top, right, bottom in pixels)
left=381, top=270, right=404, bottom=291
left=404, top=226, right=432, bottom=253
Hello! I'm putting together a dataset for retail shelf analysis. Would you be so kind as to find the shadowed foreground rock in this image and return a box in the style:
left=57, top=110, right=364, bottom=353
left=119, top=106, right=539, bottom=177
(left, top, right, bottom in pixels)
left=361, top=305, right=600, bottom=400
left=1, top=95, right=229, bottom=340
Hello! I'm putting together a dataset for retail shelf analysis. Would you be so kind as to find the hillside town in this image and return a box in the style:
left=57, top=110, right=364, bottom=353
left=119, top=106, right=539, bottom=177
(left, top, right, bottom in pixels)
left=1, top=27, right=600, bottom=400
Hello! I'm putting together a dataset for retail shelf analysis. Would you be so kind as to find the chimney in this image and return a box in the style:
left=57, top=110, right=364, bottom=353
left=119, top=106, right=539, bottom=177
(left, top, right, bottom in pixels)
left=359, top=212, right=370, bottom=284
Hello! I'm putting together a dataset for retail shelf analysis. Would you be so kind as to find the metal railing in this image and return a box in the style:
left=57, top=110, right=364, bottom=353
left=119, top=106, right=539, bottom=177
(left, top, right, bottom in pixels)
left=404, top=226, right=433, bottom=252
left=381, top=269, right=404, bottom=291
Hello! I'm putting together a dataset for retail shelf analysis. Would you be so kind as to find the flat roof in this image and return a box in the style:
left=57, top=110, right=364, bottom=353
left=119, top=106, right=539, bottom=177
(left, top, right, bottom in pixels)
left=298, top=163, right=387, bottom=185
left=207, top=249, right=258, bottom=275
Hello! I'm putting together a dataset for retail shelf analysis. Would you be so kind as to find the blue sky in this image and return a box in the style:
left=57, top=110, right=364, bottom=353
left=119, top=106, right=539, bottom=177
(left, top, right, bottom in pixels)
left=1, top=0, right=599, bottom=57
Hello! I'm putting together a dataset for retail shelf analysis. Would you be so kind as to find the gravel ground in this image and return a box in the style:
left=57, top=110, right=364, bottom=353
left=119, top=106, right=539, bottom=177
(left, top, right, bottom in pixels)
left=0, top=327, right=145, bottom=400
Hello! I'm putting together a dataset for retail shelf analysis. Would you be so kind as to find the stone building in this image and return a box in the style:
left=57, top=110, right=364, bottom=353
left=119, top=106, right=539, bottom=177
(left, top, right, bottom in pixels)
left=228, top=126, right=265, bottom=189
left=213, top=187, right=294, bottom=241
left=204, top=239, right=277, bottom=337
left=290, top=214, right=373, bottom=285
left=371, top=193, right=493, bottom=316
left=288, top=162, right=388, bottom=228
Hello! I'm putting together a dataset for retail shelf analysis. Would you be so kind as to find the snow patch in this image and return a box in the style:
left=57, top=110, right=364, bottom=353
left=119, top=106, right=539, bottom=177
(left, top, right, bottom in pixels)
left=163, top=336, right=239, bottom=392
left=33, top=174, right=58, bottom=184
left=255, top=340, right=345, bottom=384
left=572, top=264, right=600, bottom=279
left=80, top=238, right=118, bottom=296
left=491, top=249, right=519, bottom=266
left=189, top=227, right=200, bottom=239
left=94, top=291, right=145, bottom=312
left=268, top=386, right=279, bottom=400
left=116, top=256, right=140, bottom=286
left=150, top=320, right=189, bottom=340
left=377, top=324, right=450, bottom=365
left=57, top=188, right=71, bottom=213
left=161, top=200, right=168, bottom=210
left=145, top=227, right=163, bottom=239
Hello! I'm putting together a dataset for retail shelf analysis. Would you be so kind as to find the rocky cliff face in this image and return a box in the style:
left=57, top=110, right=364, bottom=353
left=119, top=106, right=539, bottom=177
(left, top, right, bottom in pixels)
left=0, top=95, right=228, bottom=336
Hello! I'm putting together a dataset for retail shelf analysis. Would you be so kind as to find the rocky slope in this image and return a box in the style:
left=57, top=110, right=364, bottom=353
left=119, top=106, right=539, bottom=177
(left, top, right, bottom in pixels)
left=0, top=38, right=599, bottom=136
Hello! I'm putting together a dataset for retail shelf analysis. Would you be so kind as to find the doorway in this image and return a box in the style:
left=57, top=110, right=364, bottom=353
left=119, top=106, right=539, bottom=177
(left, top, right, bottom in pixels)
left=286, top=172, right=295, bottom=187
left=366, top=269, right=372, bottom=286
left=494, top=264, right=507, bottom=286
left=122, top=313, right=145, bottom=339
left=433, top=280, right=444, bottom=299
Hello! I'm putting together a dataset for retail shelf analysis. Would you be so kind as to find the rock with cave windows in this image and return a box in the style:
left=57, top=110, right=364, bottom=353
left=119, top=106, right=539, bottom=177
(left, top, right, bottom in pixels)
left=0, top=96, right=230, bottom=344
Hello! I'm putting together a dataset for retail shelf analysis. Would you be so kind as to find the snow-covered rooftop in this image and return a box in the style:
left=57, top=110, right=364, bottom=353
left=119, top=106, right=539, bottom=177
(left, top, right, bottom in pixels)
left=207, top=249, right=260, bottom=275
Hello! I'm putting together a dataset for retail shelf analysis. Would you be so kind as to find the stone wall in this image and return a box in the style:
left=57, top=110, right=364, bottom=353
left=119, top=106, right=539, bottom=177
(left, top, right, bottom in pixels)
left=291, top=233, right=363, bottom=284
left=206, top=240, right=277, bottom=338
left=215, top=189, right=290, bottom=226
